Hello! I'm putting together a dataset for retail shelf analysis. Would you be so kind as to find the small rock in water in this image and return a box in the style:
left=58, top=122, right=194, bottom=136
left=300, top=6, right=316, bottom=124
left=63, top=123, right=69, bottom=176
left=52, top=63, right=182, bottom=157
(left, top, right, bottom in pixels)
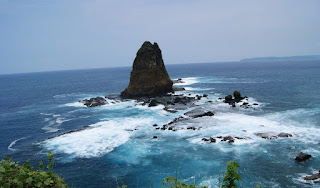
left=278, top=133, right=293, bottom=137
left=153, top=136, right=158, bottom=139
left=202, top=138, right=210, bottom=142
left=295, top=152, right=312, bottom=162
left=202, top=137, right=216, bottom=143
left=148, top=99, right=159, bottom=107
left=173, top=78, right=184, bottom=84
left=184, top=108, right=214, bottom=118
left=210, top=137, right=216, bottom=143
left=304, top=170, right=320, bottom=180
left=81, top=97, right=108, bottom=107
left=173, top=87, right=185, bottom=92
left=222, top=136, right=234, bottom=142
left=233, top=90, right=242, bottom=99
left=225, top=95, right=233, bottom=103
left=153, top=124, right=158, bottom=127
left=255, top=132, right=278, bottom=139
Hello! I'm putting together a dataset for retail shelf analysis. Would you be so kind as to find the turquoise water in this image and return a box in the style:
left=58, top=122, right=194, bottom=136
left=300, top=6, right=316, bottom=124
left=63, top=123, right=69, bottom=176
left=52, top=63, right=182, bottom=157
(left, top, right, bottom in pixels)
left=1, top=61, right=320, bottom=187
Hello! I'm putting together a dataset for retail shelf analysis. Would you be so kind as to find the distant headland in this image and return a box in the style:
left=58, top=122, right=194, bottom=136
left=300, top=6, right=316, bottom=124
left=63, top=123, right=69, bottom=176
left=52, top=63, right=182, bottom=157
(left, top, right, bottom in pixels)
left=240, top=55, right=320, bottom=62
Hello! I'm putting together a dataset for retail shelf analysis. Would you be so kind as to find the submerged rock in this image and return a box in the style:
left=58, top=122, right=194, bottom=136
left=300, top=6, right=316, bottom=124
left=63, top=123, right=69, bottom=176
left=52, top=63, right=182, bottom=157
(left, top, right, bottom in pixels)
left=255, top=132, right=280, bottom=139
left=173, top=78, right=184, bottom=84
left=121, top=41, right=173, bottom=98
left=202, top=137, right=216, bottom=143
left=148, top=99, right=159, bottom=107
left=222, top=136, right=235, bottom=142
left=295, top=152, right=312, bottom=162
left=304, top=170, right=320, bottom=180
left=173, top=87, right=185, bottom=92
left=278, top=133, right=293, bottom=137
left=184, top=108, right=214, bottom=118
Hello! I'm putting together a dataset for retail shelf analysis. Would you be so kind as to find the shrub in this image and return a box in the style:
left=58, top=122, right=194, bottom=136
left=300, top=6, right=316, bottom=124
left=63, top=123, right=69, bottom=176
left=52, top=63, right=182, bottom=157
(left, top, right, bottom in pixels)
left=0, top=152, right=68, bottom=188
left=222, top=161, right=242, bottom=188
left=163, top=161, right=261, bottom=188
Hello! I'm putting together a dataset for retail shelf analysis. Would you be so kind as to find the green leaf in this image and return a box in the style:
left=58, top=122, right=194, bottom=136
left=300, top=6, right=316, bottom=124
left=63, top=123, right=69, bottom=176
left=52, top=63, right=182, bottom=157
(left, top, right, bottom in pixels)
left=35, top=181, right=42, bottom=187
left=44, top=178, right=52, bottom=185
left=0, top=166, right=5, bottom=173
left=47, top=163, right=53, bottom=170
left=26, top=177, right=33, bottom=184
left=38, top=161, right=44, bottom=170
left=48, top=152, right=54, bottom=162
left=17, top=181, right=23, bottom=188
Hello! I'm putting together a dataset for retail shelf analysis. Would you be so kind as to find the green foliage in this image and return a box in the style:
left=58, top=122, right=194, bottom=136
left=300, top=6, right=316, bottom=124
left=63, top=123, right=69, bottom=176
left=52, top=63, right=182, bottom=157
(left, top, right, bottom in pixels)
left=162, top=176, right=207, bottom=188
left=0, top=152, right=68, bottom=188
left=162, top=161, right=261, bottom=188
left=222, top=161, right=242, bottom=188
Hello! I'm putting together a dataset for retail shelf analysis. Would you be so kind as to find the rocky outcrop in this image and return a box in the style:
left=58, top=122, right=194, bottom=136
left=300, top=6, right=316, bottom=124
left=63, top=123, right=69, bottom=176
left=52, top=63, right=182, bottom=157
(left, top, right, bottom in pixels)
left=202, top=137, right=216, bottom=143
left=295, top=152, right=312, bottom=162
left=233, top=90, right=242, bottom=100
left=224, top=90, right=246, bottom=104
left=201, top=135, right=250, bottom=144
left=80, top=97, right=107, bottom=107
left=254, top=132, right=293, bottom=139
left=121, top=41, right=173, bottom=98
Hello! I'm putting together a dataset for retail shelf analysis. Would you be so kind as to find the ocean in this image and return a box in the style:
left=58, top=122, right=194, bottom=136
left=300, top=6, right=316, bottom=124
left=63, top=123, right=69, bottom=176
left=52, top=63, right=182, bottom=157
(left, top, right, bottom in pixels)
left=0, top=60, right=320, bottom=187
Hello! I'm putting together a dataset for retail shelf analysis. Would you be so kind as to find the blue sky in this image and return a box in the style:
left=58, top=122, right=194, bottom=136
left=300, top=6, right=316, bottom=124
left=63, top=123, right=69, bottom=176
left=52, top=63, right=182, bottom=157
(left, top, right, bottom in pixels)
left=0, top=0, right=319, bottom=74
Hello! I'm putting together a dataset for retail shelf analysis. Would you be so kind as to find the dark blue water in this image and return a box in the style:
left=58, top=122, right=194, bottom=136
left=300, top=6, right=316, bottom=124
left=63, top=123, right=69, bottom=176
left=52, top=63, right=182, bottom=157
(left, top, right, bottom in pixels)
left=1, top=61, right=320, bottom=187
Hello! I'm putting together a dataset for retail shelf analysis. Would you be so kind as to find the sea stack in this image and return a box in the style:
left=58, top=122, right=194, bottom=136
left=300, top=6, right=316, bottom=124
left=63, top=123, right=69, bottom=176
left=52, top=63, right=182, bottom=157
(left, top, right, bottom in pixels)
left=121, top=41, right=173, bottom=98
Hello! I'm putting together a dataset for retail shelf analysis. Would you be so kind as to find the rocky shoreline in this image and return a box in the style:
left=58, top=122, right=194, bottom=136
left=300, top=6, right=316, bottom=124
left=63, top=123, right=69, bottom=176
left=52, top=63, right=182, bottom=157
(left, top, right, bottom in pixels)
left=52, top=41, right=320, bottom=183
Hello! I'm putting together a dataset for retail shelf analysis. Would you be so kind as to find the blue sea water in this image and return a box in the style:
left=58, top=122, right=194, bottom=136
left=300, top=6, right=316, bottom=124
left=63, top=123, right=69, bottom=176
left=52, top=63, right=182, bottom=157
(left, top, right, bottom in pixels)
left=1, top=61, right=320, bottom=187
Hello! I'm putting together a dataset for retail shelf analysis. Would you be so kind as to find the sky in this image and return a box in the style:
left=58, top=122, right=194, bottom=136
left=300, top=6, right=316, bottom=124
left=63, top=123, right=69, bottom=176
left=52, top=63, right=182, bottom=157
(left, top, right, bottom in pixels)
left=0, top=0, right=319, bottom=74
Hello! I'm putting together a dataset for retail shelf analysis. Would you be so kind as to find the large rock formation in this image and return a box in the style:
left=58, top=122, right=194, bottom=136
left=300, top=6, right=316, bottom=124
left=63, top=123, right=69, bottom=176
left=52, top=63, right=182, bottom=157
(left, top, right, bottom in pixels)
left=121, top=41, right=173, bottom=98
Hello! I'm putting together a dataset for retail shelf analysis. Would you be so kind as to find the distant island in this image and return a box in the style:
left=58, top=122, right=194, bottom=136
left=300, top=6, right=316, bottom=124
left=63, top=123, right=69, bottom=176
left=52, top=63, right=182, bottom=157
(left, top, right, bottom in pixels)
left=240, top=55, right=320, bottom=62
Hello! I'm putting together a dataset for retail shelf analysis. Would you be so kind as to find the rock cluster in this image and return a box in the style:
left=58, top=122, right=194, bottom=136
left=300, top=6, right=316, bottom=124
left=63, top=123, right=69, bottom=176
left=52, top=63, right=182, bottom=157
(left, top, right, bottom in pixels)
left=254, top=132, right=292, bottom=139
left=121, top=41, right=173, bottom=98
left=80, top=97, right=107, bottom=107
left=224, top=90, right=246, bottom=105
left=156, top=109, right=215, bottom=131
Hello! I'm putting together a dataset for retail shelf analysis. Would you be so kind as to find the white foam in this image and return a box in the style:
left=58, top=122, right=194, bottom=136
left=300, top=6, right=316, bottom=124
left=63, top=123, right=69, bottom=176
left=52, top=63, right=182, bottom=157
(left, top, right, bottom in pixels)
left=174, top=77, right=200, bottom=86
left=65, top=101, right=86, bottom=107
left=42, top=126, right=61, bottom=133
left=41, top=113, right=72, bottom=133
left=8, top=137, right=25, bottom=151
left=184, top=87, right=215, bottom=91
left=162, top=107, right=320, bottom=149
left=43, top=117, right=153, bottom=158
